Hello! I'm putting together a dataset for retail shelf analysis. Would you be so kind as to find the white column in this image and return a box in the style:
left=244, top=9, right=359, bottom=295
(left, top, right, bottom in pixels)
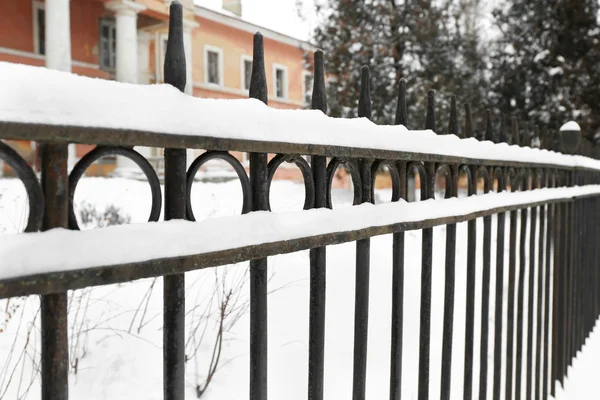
left=46, top=0, right=76, bottom=171
left=45, top=0, right=71, bottom=72
left=106, top=1, right=146, bottom=84
left=107, top=1, right=147, bottom=176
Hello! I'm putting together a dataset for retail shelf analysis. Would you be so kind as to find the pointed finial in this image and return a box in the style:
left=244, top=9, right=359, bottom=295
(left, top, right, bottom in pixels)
left=484, top=109, right=494, bottom=142
left=499, top=114, right=509, bottom=144
left=511, top=116, right=519, bottom=146
left=447, top=95, right=458, bottom=136
left=464, top=103, right=474, bottom=138
left=249, top=32, right=268, bottom=104
left=426, top=90, right=436, bottom=131
left=164, top=1, right=186, bottom=92
left=358, top=65, right=371, bottom=119
left=311, top=50, right=327, bottom=113
left=395, top=78, right=408, bottom=127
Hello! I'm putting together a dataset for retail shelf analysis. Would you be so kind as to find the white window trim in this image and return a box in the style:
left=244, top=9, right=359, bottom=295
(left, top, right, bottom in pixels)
left=273, top=63, right=289, bottom=100
left=32, top=1, right=44, bottom=55
left=240, top=54, right=252, bottom=92
left=302, top=70, right=313, bottom=106
left=156, top=32, right=169, bottom=82
left=204, top=45, right=224, bottom=87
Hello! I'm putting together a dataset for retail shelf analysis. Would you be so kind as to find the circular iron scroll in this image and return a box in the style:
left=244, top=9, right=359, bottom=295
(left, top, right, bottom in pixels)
left=267, top=154, right=315, bottom=211
left=371, top=160, right=401, bottom=203
left=0, top=141, right=44, bottom=232
left=186, top=151, right=251, bottom=221
left=68, top=146, right=162, bottom=230
left=326, top=158, right=362, bottom=209
left=435, top=164, right=453, bottom=199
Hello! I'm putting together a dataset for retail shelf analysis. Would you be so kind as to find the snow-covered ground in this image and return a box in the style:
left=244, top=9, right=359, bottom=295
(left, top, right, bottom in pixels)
left=0, top=177, right=596, bottom=399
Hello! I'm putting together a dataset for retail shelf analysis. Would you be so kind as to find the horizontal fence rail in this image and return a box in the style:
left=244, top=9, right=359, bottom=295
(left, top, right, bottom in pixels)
left=1, top=2, right=600, bottom=400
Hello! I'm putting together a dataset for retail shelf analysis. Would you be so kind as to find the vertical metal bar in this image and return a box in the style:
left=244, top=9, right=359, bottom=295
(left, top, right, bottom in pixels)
left=390, top=161, right=407, bottom=400
left=390, top=78, right=408, bottom=400
left=417, top=90, right=436, bottom=400
left=249, top=32, right=269, bottom=400
left=551, top=172, right=563, bottom=396
left=353, top=65, right=372, bottom=400
left=505, top=171, right=518, bottom=400
left=526, top=172, right=538, bottom=400
left=162, top=4, right=187, bottom=399
left=418, top=160, right=435, bottom=400
left=535, top=171, right=546, bottom=400
left=479, top=114, right=493, bottom=400
left=515, top=171, right=528, bottom=400
left=492, top=170, right=506, bottom=400
left=40, top=142, right=69, bottom=400
left=542, top=172, right=555, bottom=400
left=560, top=180, right=570, bottom=384
left=308, top=49, right=327, bottom=400
left=464, top=167, right=477, bottom=400
left=440, top=95, right=458, bottom=400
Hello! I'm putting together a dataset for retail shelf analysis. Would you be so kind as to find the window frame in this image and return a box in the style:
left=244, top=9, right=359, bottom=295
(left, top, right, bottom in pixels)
left=156, top=32, right=169, bottom=82
left=32, top=1, right=45, bottom=56
left=99, top=17, right=117, bottom=71
left=273, top=63, right=289, bottom=100
left=240, top=55, right=253, bottom=92
left=203, top=45, right=224, bottom=87
left=302, top=71, right=313, bottom=106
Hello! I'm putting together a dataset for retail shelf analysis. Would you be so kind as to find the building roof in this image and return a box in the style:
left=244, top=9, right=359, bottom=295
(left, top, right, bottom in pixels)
left=194, top=0, right=316, bottom=46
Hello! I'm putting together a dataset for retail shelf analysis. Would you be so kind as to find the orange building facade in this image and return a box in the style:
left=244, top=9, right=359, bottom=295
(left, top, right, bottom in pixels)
left=0, top=0, right=316, bottom=181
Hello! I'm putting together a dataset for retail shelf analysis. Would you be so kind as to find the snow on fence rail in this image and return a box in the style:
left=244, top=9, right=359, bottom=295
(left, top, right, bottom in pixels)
left=1, top=2, right=600, bottom=400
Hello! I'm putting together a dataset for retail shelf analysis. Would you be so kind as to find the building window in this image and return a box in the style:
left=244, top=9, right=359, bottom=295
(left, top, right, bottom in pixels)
left=99, top=18, right=117, bottom=70
left=303, top=72, right=313, bottom=105
left=33, top=2, right=45, bottom=55
left=241, top=56, right=252, bottom=91
left=204, top=46, right=223, bottom=86
left=273, top=64, right=288, bottom=99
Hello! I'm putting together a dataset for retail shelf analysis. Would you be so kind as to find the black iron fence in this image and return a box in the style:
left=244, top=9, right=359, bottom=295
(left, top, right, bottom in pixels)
left=1, top=2, right=600, bottom=400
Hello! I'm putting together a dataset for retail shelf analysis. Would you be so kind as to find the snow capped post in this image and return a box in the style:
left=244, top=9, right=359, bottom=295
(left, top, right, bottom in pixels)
left=484, top=109, right=494, bottom=143
left=162, top=2, right=187, bottom=400
left=511, top=117, right=520, bottom=147
left=395, top=78, right=408, bottom=127
left=447, top=95, right=458, bottom=136
left=426, top=89, right=436, bottom=131
left=464, top=103, right=474, bottom=139
left=559, top=121, right=582, bottom=155
left=248, top=31, right=269, bottom=400
left=308, top=48, right=327, bottom=400
left=499, top=114, right=508, bottom=144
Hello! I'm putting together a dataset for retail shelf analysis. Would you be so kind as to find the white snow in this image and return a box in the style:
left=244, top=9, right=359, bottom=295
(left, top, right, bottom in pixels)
left=548, top=66, right=564, bottom=76
left=1, top=184, right=599, bottom=282
left=1, top=63, right=600, bottom=171
left=559, top=121, right=581, bottom=132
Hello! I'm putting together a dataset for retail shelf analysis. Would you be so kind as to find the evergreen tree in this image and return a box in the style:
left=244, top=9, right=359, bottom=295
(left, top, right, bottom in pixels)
left=307, top=0, right=489, bottom=129
left=490, top=0, right=600, bottom=142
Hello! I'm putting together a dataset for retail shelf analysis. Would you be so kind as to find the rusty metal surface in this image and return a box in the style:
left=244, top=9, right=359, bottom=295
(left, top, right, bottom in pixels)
left=1, top=121, right=597, bottom=171
left=39, top=142, right=69, bottom=400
